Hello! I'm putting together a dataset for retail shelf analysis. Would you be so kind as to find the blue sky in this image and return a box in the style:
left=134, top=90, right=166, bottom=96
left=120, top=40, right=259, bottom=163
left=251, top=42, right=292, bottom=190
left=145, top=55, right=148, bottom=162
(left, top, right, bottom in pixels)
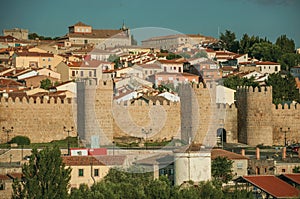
left=1, top=0, right=299, bottom=47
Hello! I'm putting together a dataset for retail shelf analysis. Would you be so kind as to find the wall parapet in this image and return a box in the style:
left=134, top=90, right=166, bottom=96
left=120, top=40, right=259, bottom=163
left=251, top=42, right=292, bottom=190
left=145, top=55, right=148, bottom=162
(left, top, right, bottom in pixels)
left=237, top=86, right=272, bottom=93
left=0, top=96, right=73, bottom=104
left=216, top=103, right=237, bottom=109
left=114, top=99, right=179, bottom=107
left=272, top=103, right=299, bottom=110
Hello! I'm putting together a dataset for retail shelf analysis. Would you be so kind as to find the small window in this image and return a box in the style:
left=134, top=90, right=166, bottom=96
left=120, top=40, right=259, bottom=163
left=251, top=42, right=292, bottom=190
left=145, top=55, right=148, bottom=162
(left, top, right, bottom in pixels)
left=89, top=71, right=92, bottom=77
left=72, top=71, right=75, bottom=76
left=80, top=71, right=84, bottom=77
left=237, top=163, right=243, bottom=169
left=78, top=169, right=84, bottom=177
left=275, top=66, right=278, bottom=71
left=94, top=169, right=99, bottom=177
left=48, top=58, right=51, bottom=61
left=42, top=58, right=46, bottom=61
left=282, top=169, right=286, bottom=173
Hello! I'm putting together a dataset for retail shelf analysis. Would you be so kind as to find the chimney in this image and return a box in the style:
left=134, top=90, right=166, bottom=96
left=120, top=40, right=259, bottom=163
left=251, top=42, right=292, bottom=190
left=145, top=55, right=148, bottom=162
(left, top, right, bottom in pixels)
left=282, top=147, right=286, bottom=159
left=241, top=149, right=245, bottom=156
left=256, top=147, right=260, bottom=160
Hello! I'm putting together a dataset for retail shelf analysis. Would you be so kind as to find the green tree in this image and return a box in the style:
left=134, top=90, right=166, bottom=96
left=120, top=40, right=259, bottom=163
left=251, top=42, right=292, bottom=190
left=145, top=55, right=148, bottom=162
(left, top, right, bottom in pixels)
left=279, top=53, right=300, bottom=71
left=293, top=166, right=300, bottom=173
left=108, top=54, right=121, bottom=69
left=275, top=35, right=295, bottom=54
left=179, top=52, right=191, bottom=59
left=144, top=176, right=172, bottom=199
left=12, top=146, right=71, bottom=199
left=265, top=73, right=299, bottom=104
left=220, top=30, right=239, bottom=53
left=9, top=136, right=30, bottom=145
left=192, top=51, right=208, bottom=58
left=239, top=33, right=251, bottom=54
left=40, top=78, right=52, bottom=90
left=223, top=76, right=259, bottom=90
left=166, top=53, right=182, bottom=60
left=249, top=42, right=281, bottom=62
left=211, top=156, right=233, bottom=187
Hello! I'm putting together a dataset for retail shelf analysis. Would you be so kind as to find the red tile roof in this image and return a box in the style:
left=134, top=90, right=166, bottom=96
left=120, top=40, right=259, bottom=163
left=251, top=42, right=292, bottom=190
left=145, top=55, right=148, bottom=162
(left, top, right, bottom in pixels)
left=7, top=173, right=23, bottom=179
left=158, top=59, right=186, bottom=64
left=242, top=175, right=300, bottom=198
left=255, top=61, right=279, bottom=65
left=211, top=149, right=249, bottom=160
left=15, top=51, right=54, bottom=57
left=0, top=174, right=10, bottom=181
left=282, top=174, right=300, bottom=185
left=62, top=155, right=125, bottom=166
left=62, top=156, right=105, bottom=166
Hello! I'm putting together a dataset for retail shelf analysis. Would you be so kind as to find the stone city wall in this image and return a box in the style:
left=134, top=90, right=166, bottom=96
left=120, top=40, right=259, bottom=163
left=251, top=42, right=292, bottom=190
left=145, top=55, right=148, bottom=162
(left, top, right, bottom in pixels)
left=0, top=97, right=76, bottom=143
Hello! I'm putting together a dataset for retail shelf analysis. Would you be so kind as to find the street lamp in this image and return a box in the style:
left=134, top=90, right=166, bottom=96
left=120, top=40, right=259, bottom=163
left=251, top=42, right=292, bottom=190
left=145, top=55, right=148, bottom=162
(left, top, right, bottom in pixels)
left=280, top=127, right=290, bottom=146
left=112, top=141, right=115, bottom=156
left=142, top=128, right=152, bottom=150
left=64, top=126, right=74, bottom=155
left=2, top=127, right=13, bottom=144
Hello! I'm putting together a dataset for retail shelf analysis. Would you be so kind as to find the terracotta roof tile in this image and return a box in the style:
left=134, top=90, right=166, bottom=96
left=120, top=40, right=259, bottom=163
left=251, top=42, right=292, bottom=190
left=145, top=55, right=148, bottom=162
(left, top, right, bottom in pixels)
left=211, top=149, right=249, bottom=160
left=7, top=173, right=23, bottom=179
left=0, top=174, right=10, bottom=181
left=282, top=174, right=300, bottom=185
left=242, top=175, right=300, bottom=198
left=62, top=155, right=125, bottom=166
left=15, top=51, right=54, bottom=57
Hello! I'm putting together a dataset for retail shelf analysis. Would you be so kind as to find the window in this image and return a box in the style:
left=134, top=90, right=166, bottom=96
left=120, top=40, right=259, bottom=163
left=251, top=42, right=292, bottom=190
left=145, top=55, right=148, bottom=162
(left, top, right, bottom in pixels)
left=94, top=70, right=97, bottom=77
left=48, top=58, right=51, bottom=61
left=80, top=71, right=84, bottom=77
left=72, top=71, right=75, bottom=76
left=164, top=67, right=167, bottom=72
left=282, top=169, right=286, bottom=173
left=89, top=71, right=92, bottom=77
left=78, top=169, right=84, bottom=177
left=275, top=66, right=278, bottom=71
left=237, top=162, right=243, bottom=169
left=173, top=67, right=176, bottom=70
left=42, top=58, right=46, bottom=61
left=179, top=67, right=182, bottom=72
left=145, top=70, right=148, bottom=75
left=94, top=169, right=99, bottom=177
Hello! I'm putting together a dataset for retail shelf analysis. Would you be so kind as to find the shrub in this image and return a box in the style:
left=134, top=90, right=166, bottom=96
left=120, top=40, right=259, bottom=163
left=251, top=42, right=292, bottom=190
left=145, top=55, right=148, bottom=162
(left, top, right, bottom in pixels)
left=9, top=136, right=31, bottom=145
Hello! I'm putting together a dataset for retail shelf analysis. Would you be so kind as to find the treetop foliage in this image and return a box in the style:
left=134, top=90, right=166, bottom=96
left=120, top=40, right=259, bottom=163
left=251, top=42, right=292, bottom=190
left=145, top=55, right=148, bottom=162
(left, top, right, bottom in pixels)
left=12, top=146, right=71, bottom=199
left=219, top=30, right=298, bottom=71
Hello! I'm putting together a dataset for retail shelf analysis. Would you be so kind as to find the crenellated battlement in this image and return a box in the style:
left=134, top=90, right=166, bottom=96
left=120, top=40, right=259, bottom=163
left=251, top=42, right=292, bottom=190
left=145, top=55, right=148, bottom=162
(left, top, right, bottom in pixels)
left=272, top=103, right=299, bottom=110
left=237, top=86, right=272, bottom=93
left=115, top=99, right=179, bottom=107
left=0, top=96, right=73, bottom=105
left=216, top=103, right=237, bottom=109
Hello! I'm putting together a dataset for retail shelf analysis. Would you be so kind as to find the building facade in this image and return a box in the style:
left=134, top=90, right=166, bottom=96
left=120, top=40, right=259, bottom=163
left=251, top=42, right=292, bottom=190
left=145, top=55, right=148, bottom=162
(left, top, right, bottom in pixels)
left=3, top=28, right=28, bottom=40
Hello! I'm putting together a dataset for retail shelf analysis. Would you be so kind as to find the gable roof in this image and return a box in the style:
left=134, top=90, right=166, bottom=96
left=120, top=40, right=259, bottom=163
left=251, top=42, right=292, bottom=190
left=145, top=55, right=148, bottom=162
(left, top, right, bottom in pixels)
left=239, top=175, right=300, bottom=198
left=211, top=149, right=249, bottom=160
left=281, top=174, right=300, bottom=185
